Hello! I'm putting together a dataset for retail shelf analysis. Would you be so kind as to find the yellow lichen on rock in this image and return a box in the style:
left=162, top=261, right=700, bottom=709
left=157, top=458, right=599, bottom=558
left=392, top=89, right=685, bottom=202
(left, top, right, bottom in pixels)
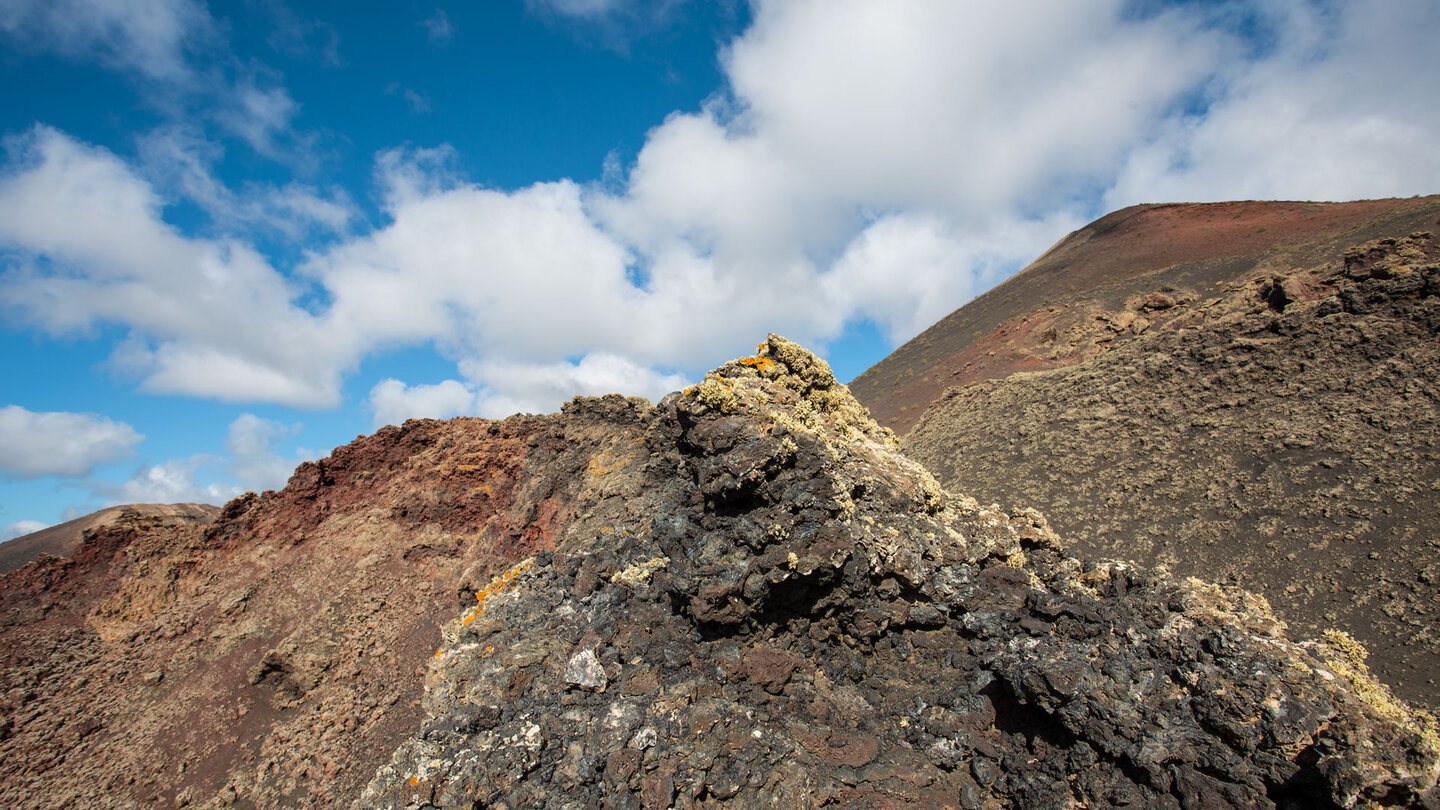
left=1320, top=629, right=1440, bottom=755
left=460, top=557, right=534, bottom=627
left=611, top=557, right=669, bottom=587
left=693, top=377, right=738, bottom=414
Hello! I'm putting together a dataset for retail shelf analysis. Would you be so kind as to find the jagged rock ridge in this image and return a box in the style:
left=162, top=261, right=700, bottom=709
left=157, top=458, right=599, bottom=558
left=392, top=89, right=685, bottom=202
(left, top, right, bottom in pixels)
left=1, top=337, right=1438, bottom=808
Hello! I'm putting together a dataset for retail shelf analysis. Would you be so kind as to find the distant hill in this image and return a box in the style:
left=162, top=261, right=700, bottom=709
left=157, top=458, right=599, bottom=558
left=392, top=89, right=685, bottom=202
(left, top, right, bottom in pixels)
left=0, top=503, right=220, bottom=574
left=862, top=197, right=1440, bottom=710
left=851, top=195, right=1440, bottom=433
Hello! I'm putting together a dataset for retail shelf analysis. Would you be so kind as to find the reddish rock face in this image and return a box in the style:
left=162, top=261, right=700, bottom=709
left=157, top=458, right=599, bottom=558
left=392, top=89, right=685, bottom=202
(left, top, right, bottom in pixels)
left=0, top=409, right=616, bottom=808
left=2, top=337, right=1438, bottom=809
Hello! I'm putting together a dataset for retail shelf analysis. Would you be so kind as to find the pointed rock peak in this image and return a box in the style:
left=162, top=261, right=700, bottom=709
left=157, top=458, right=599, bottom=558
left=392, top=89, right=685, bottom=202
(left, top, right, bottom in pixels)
left=678, top=334, right=899, bottom=450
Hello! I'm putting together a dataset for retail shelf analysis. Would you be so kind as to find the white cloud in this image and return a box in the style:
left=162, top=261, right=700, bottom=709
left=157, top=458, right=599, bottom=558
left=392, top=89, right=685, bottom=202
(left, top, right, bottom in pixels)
left=384, top=83, right=433, bottom=115
left=821, top=212, right=1082, bottom=344
left=99, top=455, right=239, bottom=505
left=0, top=0, right=213, bottom=82
left=463, top=354, right=690, bottom=418
left=0, top=0, right=320, bottom=166
left=0, top=405, right=143, bottom=479
left=90, top=413, right=312, bottom=505
left=420, top=9, right=455, bottom=45
left=3, top=520, right=49, bottom=541
left=369, top=379, right=477, bottom=427
left=0, top=126, right=349, bottom=407
left=217, top=79, right=305, bottom=158
left=4, top=0, right=1440, bottom=426
left=137, top=125, right=356, bottom=239
left=1105, top=0, right=1440, bottom=206
left=225, top=413, right=310, bottom=492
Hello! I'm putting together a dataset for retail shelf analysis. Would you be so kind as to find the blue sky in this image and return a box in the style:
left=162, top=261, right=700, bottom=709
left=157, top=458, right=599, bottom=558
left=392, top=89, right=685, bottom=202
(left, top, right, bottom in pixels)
left=2, top=0, right=1438, bottom=538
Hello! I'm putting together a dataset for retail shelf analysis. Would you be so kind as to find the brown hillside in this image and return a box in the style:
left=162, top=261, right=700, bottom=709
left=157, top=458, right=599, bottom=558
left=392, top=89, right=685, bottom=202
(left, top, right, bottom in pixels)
left=904, top=229, right=1440, bottom=711
left=2, top=337, right=1437, bottom=808
left=851, top=195, right=1440, bottom=433
left=0, top=503, right=220, bottom=575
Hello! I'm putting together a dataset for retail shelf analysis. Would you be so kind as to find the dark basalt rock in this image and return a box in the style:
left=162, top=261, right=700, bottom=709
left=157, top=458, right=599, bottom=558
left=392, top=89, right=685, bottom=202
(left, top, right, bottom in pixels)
left=360, top=335, right=1440, bottom=810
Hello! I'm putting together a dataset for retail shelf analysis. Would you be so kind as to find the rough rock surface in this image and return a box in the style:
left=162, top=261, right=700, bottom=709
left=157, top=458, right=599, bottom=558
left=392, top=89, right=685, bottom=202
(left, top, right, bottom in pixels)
left=361, top=337, right=1438, bottom=809
left=904, top=231, right=1440, bottom=713
left=3, top=337, right=1438, bottom=809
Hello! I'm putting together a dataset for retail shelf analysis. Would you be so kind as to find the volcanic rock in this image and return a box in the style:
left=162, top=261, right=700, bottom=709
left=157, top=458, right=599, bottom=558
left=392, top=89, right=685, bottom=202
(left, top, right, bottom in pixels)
left=2, top=337, right=1438, bottom=808
left=903, top=228, right=1440, bottom=713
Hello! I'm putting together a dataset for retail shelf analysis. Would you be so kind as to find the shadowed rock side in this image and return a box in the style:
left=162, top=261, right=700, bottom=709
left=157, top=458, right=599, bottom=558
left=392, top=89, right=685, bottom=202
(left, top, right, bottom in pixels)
left=852, top=195, right=1440, bottom=433
left=361, top=337, right=1438, bottom=809
left=904, top=232, right=1440, bottom=715
left=2, top=337, right=1438, bottom=809
left=0, top=503, right=220, bottom=575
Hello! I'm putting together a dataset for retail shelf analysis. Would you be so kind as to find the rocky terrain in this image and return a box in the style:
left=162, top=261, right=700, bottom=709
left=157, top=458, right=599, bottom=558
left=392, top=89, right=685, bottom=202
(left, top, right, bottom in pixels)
left=3, top=336, right=1438, bottom=808
left=852, top=195, right=1440, bottom=433
left=0, top=503, right=220, bottom=575
left=903, top=228, right=1440, bottom=714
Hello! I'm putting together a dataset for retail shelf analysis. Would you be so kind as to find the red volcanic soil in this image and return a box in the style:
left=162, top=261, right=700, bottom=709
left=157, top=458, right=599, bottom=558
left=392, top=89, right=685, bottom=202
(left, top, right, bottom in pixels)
left=851, top=195, right=1440, bottom=433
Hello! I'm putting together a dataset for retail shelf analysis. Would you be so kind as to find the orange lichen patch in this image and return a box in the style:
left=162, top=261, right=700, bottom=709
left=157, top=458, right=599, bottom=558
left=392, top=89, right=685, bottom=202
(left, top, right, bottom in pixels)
left=460, top=557, right=534, bottom=627
left=738, top=356, right=778, bottom=373
left=587, top=448, right=626, bottom=477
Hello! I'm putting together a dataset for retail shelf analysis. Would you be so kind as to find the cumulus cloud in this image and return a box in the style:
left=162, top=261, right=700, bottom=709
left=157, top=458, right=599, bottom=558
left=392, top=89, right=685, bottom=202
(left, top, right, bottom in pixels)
left=98, top=455, right=239, bottom=505
left=0, top=126, right=349, bottom=407
left=0, top=0, right=318, bottom=165
left=464, top=354, right=690, bottom=418
left=369, top=354, right=688, bottom=426
left=1105, top=0, right=1440, bottom=206
left=4, top=0, right=1440, bottom=421
left=91, top=413, right=313, bottom=505
left=369, top=379, right=477, bottom=428
left=3, top=520, right=49, bottom=541
left=137, top=125, right=356, bottom=240
left=0, top=405, right=143, bottom=479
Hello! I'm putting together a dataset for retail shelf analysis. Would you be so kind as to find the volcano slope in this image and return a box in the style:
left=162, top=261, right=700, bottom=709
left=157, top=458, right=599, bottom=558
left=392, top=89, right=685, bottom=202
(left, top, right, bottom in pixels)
left=852, top=195, right=1440, bottom=434
left=903, top=227, right=1440, bottom=714
left=4, top=337, right=1440, bottom=809
left=0, top=503, right=220, bottom=575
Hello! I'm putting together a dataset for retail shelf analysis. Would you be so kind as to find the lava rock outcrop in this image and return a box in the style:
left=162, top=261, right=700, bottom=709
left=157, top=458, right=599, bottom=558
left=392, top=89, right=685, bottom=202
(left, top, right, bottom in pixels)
left=361, top=337, right=1438, bottom=809
left=2, top=337, right=1438, bottom=809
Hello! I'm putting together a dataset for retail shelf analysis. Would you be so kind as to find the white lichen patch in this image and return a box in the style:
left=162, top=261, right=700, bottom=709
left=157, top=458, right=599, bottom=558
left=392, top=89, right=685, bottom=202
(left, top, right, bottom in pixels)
left=611, top=557, right=669, bottom=587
